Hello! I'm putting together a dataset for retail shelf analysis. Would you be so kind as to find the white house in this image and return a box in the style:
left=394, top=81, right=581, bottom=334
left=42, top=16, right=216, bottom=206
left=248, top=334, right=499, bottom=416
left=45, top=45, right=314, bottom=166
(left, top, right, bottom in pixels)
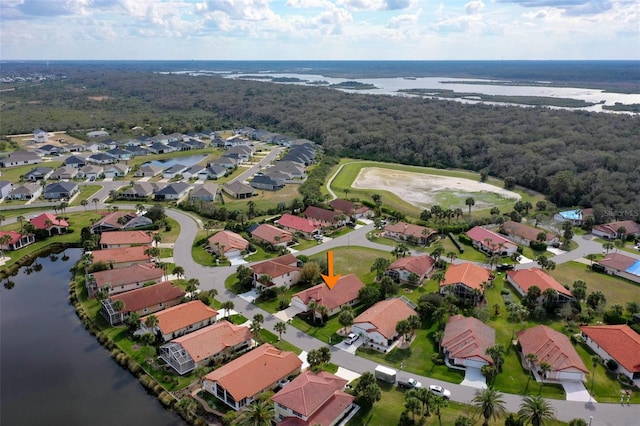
left=351, top=298, right=418, bottom=352
left=580, top=325, right=640, bottom=383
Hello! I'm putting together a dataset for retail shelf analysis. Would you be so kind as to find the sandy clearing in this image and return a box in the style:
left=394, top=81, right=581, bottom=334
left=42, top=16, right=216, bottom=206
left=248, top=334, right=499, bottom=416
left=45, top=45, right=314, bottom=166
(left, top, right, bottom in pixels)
left=352, top=167, right=521, bottom=209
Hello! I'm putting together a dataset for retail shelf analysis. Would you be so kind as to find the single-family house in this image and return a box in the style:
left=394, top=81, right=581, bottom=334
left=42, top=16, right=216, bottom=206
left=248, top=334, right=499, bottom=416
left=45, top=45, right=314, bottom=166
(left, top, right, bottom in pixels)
left=99, top=230, right=154, bottom=249
left=269, top=161, right=306, bottom=179
left=291, top=274, right=364, bottom=318
left=134, top=164, right=165, bottom=177
left=251, top=254, right=302, bottom=291
left=580, top=325, right=640, bottom=383
left=351, top=298, right=418, bottom=352
left=86, top=262, right=163, bottom=298
left=160, top=321, right=253, bottom=375
left=182, top=164, right=205, bottom=180
left=77, top=165, right=103, bottom=180
left=221, top=181, right=255, bottom=199
left=91, top=211, right=139, bottom=234
left=148, top=142, right=175, bottom=154
left=50, top=166, right=78, bottom=180
left=501, top=221, right=559, bottom=246
left=517, top=325, right=588, bottom=382
left=24, top=166, right=53, bottom=181
left=125, top=146, right=148, bottom=157
left=203, top=344, right=302, bottom=410
left=34, top=128, right=48, bottom=143
left=36, top=144, right=67, bottom=156
left=596, top=253, right=640, bottom=285
left=87, top=152, right=117, bottom=165
left=0, top=231, right=35, bottom=251
left=304, top=206, right=347, bottom=228
left=83, top=142, right=102, bottom=152
left=66, top=143, right=87, bottom=153
left=101, top=281, right=185, bottom=325
left=554, top=209, right=593, bottom=226
left=250, top=224, right=293, bottom=247
left=506, top=268, right=575, bottom=304
left=442, top=315, right=495, bottom=370
left=276, top=214, right=322, bottom=239
left=209, top=157, right=237, bottom=170
left=0, top=180, right=13, bottom=199
left=592, top=220, right=640, bottom=240
left=43, top=181, right=78, bottom=200
left=121, top=215, right=153, bottom=230
left=167, top=141, right=189, bottom=151
left=329, top=198, right=372, bottom=220
left=154, top=182, right=191, bottom=201
left=91, top=245, right=153, bottom=269
left=162, top=164, right=188, bottom=179
left=6, top=183, right=41, bottom=200
left=64, top=155, right=87, bottom=168
left=465, top=226, right=518, bottom=256
left=183, top=139, right=206, bottom=150
left=250, top=175, right=285, bottom=191
left=208, top=230, right=249, bottom=260
left=189, top=184, right=219, bottom=202
left=106, top=148, right=132, bottom=161
left=204, top=164, right=227, bottom=180
left=440, top=262, right=492, bottom=303
left=385, top=254, right=435, bottom=284
left=0, top=150, right=42, bottom=168
left=30, top=213, right=69, bottom=235
left=140, top=300, right=218, bottom=342
left=103, top=163, right=130, bottom=178
left=384, top=221, right=437, bottom=245
left=121, top=182, right=160, bottom=200
left=272, top=371, right=355, bottom=426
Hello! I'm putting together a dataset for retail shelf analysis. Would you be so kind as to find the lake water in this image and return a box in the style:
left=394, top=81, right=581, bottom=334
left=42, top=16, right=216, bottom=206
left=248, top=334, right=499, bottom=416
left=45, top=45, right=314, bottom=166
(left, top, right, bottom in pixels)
left=143, top=154, right=208, bottom=168
left=0, top=249, right=184, bottom=426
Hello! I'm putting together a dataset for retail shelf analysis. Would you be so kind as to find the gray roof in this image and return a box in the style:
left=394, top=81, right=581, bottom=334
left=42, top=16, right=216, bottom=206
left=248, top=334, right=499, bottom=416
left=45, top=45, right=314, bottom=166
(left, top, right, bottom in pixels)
left=155, top=182, right=190, bottom=196
left=222, top=181, right=254, bottom=195
left=2, top=150, right=41, bottom=162
left=10, top=183, right=40, bottom=195
left=25, top=166, right=53, bottom=177
left=89, top=153, right=117, bottom=161
left=65, top=155, right=86, bottom=165
left=250, top=175, right=285, bottom=186
left=190, top=184, right=219, bottom=197
left=164, top=164, right=188, bottom=174
left=45, top=181, right=78, bottom=193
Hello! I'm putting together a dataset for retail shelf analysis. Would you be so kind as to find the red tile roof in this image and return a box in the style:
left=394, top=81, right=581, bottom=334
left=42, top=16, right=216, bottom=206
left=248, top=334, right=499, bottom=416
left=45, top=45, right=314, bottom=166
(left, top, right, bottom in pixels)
left=100, top=230, right=154, bottom=246
left=507, top=268, right=573, bottom=297
left=142, top=300, right=218, bottom=336
left=353, top=299, right=418, bottom=340
left=0, top=231, right=31, bottom=245
left=276, top=213, right=322, bottom=234
left=30, top=212, right=68, bottom=229
left=388, top=255, right=435, bottom=277
left=207, top=230, right=248, bottom=253
left=204, top=344, right=301, bottom=401
left=91, top=245, right=152, bottom=265
left=466, top=226, right=516, bottom=249
left=384, top=221, right=436, bottom=240
left=597, top=253, right=637, bottom=271
left=442, top=315, right=495, bottom=364
left=251, top=224, right=293, bottom=245
left=94, top=211, right=137, bottom=228
left=111, top=281, right=185, bottom=314
left=252, top=254, right=301, bottom=281
left=171, top=321, right=252, bottom=362
left=442, top=263, right=491, bottom=291
left=92, top=263, right=163, bottom=289
left=272, top=371, right=353, bottom=422
left=517, top=325, right=588, bottom=373
left=593, top=220, right=640, bottom=237
left=501, top=221, right=556, bottom=243
left=292, top=274, right=364, bottom=311
left=580, top=325, right=640, bottom=374
left=304, top=206, right=341, bottom=223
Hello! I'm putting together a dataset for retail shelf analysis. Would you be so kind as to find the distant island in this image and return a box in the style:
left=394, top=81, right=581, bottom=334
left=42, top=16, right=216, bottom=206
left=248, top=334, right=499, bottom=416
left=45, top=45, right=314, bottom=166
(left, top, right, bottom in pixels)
left=272, top=77, right=307, bottom=83
left=330, top=80, right=377, bottom=90
left=603, top=102, right=640, bottom=113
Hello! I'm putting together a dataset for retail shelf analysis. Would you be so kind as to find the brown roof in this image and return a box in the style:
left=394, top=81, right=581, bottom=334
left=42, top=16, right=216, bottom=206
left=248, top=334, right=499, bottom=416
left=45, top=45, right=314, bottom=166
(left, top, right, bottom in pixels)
left=593, top=220, right=640, bottom=236
left=252, top=254, right=300, bottom=280
left=507, top=268, right=573, bottom=297
left=442, top=263, right=491, bottom=291
left=204, top=344, right=301, bottom=401
left=501, top=221, right=556, bottom=243
left=384, top=221, right=436, bottom=240
left=100, top=230, right=154, bottom=246
left=142, top=300, right=218, bottom=336
left=304, top=206, right=341, bottom=223
left=171, top=321, right=253, bottom=362
left=250, top=224, right=293, bottom=245
left=272, top=371, right=353, bottom=421
left=111, top=281, right=185, bottom=313
left=353, top=299, right=418, bottom=340
left=517, top=325, right=588, bottom=373
left=92, top=245, right=152, bottom=265
left=597, top=253, right=637, bottom=271
left=442, top=315, right=495, bottom=364
left=388, top=255, right=435, bottom=277
left=92, top=263, right=163, bottom=289
left=30, top=212, right=68, bottom=229
left=93, top=211, right=137, bottom=228
left=580, top=325, right=640, bottom=373
left=292, top=274, right=364, bottom=311
left=329, top=199, right=355, bottom=215
left=466, top=226, right=517, bottom=249
left=207, top=230, right=248, bottom=253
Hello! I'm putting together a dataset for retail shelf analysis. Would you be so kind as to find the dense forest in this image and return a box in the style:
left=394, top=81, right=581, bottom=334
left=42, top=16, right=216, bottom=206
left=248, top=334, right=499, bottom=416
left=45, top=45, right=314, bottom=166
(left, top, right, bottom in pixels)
left=1, top=66, right=640, bottom=218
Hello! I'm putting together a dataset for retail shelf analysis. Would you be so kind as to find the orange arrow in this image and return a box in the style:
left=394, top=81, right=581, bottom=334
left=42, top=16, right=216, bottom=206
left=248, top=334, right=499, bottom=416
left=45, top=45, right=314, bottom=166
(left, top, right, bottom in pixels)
left=321, top=250, right=341, bottom=290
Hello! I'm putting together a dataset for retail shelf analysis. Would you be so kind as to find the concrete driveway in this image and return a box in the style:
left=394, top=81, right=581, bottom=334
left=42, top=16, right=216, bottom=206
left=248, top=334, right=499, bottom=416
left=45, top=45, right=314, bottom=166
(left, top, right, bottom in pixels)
left=562, top=381, right=594, bottom=402
left=334, top=339, right=362, bottom=354
left=460, top=367, right=487, bottom=389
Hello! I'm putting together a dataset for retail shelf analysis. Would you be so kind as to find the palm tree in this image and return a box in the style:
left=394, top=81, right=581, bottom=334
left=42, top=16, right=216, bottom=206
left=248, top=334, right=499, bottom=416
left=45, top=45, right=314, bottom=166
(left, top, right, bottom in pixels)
left=92, top=197, right=100, bottom=212
left=185, top=278, right=200, bottom=298
left=538, top=361, right=552, bottom=395
left=602, top=241, right=614, bottom=253
left=0, top=234, right=12, bottom=258
left=316, top=305, right=328, bottom=325
left=112, top=299, right=125, bottom=313
left=221, top=300, right=234, bottom=319
left=472, top=388, right=507, bottom=426
left=465, top=197, right=475, bottom=215
left=234, top=399, right=274, bottom=426
left=370, top=257, right=391, bottom=280
left=172, top=265, right=185, bottom=280
left=525, top=353, right=539, bottom=392
left=144, top=314, right=159, bottom=331
left=415, top=386, right=433, bottom=417
left=338, top=306, right=354, bottom=334
left=274, top=321, right=287, bottom=340
left=518, top=395, right=556, bottom=426
left=446, top=251, right=457, bottom=263
left=80, top=199, right=88, bottom=211
left=431, top=395, right=448, bottom=426
left=16, top=215, right=25, bottom=232
left=433, top=329, right=445, bottom=352
left=152, top=233, right=162, bottom=246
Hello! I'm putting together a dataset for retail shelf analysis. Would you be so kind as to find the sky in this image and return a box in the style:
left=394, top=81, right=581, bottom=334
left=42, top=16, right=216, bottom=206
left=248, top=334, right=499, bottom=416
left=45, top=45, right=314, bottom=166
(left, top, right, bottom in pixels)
left=0, top=0, right=638, bottom=60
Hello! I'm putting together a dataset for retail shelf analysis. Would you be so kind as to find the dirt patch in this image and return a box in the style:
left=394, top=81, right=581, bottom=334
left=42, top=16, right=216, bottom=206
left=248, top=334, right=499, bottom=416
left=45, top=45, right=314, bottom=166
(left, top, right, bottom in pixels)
left=88, top=96, right=111, bottom=101
left=352, top=167, right=521, bottom=209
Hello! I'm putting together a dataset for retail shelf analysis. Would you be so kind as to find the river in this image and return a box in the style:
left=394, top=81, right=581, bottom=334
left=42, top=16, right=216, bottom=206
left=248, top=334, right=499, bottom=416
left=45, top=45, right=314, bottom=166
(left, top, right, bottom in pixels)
left=0, top=249, right=184, bottom=426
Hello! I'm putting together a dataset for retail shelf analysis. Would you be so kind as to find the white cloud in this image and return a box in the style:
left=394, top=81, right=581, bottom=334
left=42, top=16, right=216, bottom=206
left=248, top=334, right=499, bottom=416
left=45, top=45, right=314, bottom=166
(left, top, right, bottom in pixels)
left=465, top=1, right=485, bottom=15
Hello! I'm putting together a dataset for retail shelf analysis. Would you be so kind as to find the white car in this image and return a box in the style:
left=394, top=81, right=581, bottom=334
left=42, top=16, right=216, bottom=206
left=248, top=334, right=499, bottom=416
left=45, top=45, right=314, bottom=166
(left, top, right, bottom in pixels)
left=399, top=378, right=422, bottom=389
left=344, top=333, right=359, bottom=345
left=429, top=385, right=451, bottom=399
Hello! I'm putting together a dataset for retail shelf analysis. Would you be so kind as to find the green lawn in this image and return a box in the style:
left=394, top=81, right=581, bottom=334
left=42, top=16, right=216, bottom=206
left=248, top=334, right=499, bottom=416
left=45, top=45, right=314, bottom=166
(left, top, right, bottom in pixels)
left=71, top=184, right=102, bottom=206
left=162, top=216, right=181, bottom=243
left=0, top=161, right=63, bottom=182
left=308, top=246, right=394, bottom=285
left=550, top=261, right=640, bottom=306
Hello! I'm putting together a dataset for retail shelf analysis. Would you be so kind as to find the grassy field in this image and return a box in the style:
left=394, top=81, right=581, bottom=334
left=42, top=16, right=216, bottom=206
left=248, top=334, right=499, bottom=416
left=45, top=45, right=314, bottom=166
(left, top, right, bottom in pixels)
left=0, top=160, right=63, bottom=182
left=222, top=184, right=302, bottom=213
left=308, top=246, right=394, bottom=285
left=71, top=184, right=102, bottom=206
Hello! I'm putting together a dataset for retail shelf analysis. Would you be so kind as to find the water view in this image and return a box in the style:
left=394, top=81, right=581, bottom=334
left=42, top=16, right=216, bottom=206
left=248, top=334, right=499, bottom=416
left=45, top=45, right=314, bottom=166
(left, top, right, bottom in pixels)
left=143, top=154, right=208, bottom=169
left=0, top=249, right=183, bottom=426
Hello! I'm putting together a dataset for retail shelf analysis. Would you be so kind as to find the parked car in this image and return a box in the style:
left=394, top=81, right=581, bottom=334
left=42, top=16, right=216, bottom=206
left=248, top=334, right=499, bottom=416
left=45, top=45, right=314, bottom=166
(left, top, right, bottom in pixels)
left=344, top=333, right=359, bottom=345
left=398, top=378, right=422, bottom=389
left=429, top=385, right=451, bottom=399
left=496, top=264, right=515, bottom=271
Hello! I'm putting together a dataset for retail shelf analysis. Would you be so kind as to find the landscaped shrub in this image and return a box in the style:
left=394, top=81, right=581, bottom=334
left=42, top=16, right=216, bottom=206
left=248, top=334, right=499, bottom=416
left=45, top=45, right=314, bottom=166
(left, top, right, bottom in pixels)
left=606, top=359, right=619, bottom=371
left=458, top=234, right=472, bottom=245
left=158, top=391, right=174, bottom=407
left=530, top=241, right=548, bottom=251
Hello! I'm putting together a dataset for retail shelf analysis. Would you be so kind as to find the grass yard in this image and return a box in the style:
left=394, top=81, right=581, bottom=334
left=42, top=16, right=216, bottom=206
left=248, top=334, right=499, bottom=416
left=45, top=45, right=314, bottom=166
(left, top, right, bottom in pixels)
left=309, top=246, right=394, bottom=285
left=222, top=184, right=302, bottom=214
left=0, top=161, right=63, bottom=182
left=162, top=216, right=181, bottom=243
left=550, top=261, right=640, bottom=306
left=71, top=184, right=102, bottom=206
